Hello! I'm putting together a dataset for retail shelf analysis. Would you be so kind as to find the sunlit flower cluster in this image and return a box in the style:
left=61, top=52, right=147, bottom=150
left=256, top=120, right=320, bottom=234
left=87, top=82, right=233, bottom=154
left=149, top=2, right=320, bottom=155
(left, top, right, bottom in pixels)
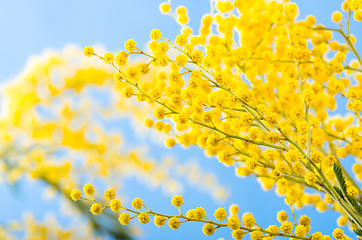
left=76, top=0, right=362, bottom=238
left=72, top=183, right=353, bottom=239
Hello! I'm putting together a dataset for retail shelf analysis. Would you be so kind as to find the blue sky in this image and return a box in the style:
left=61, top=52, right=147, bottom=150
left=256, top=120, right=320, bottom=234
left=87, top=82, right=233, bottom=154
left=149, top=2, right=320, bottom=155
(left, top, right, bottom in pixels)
left=0, top=0, right=361, bottom=239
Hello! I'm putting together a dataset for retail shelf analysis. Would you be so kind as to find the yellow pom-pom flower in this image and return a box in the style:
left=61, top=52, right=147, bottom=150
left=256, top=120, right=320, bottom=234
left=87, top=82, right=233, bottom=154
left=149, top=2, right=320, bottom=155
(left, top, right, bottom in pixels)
left=202, top=223, right=215, bottom=236
left=83, top=183, right=95, bottom=196
left=337, top=216, right=348, bottom=226
left=168, top=217, right=181, bottom=229
left=242, top=213, right=255, bottom=228
left=110, top=199, right=122, bottom=211
left=250, top=230, right=263, bottom=240
left=214, top=208, right=227, bottom=221
left=175, top=34, right=188, bottom=46
left=332, top=11, right=343, bottom=22
left=232, top=229, right=245, bottom=240
left=305, top=172, right=317, bottom=185
left=159, top=2, right=171, bottom=14
left=347, top=186, right=359, bottom=198
left=294, top=225, right=307, bottom=237
left=119, top=213, right=130, bottom=225
left=121, top=86, right=134, bottom=98
left=277, top=210, right=288, bottom=222
left=154, top=216, right=167, bottom=227
left=132, top=197, right=143, bottom=210
left=70, top=189, right=82, bottom=201
left=166, top=138, right=176, bottom=148
left=125, top=39, right=137, bottom=51
left=113, top=72, right=123, bottom=84
left=103, top=52, right=114, bottom=64
left=138, top=212, right=150, bottom=224
left=90, top=203, right=103, bottom=215
left=332, top=228, right=344, bottom=240
left=171, top=195, right=184, bottom=207
left=104, top=188, right=116, bottom=200
left=144, top=118, right=154, bottom=128
left=227, top=216, right=241, bottom=230
left=280, top=220, right=293, bottom=234
left=83, top=46, right=94, bottom=57
left=354, top=10, right=362, bottom=21
left=150, top=29, right=162, bottom=41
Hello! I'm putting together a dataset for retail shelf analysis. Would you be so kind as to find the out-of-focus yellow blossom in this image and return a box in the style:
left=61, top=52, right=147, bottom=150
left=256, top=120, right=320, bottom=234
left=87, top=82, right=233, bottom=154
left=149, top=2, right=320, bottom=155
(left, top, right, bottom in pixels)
left=110, top=199, right=122, bottom=211
left=70, top=189, right=82, bottom=201
left=90, top=203, right=103, bottom=215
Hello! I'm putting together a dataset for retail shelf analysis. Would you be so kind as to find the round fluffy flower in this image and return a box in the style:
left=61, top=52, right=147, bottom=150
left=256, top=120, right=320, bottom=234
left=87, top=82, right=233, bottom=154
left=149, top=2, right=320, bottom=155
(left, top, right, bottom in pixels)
left=138, top=212, right=150, bottom=224
left=277, top=211, right=288, bottom=222
left=104, top=188, right=116, bottom=200
left=150, top=29, right=162, bottom=40
left=311, top=151, right=324, bottom=163
left=332, top=228, right=344, bottom=239
left=103, top=52, right=114, bottom=63
left=347, top=186, right=359, bottom=198
left=159, top=2, right=171, bottom=14
left=110, top=199, right=122, bottom=211
left=267, top=225, right=279, bottom=233
left=176, top=34, right=188, bottom=46
left=144, top=118, right=154, bottom=128
left=305, top=172, right=317, bottom=185
left=232, top=229, right=245, bottom=240
left=295, top=225, right=307, bottom=237
left=83, top=184, right=95, bottom=196
left=280, top=221, right=293, bottom=234
left=354, top=10, right=362, bottom=21
left=250, top=230, right=263, bottom=240
left=70, top=189, right=82, bottom=201
left=125, top=39, right=137, bottom=51
left=193, top=207, right=206, bottom=220
left=337, top=216, right=348, bottom=226
left=83, top=46, right=94, bottom=57
left=202, top=223, right=215, bottom=236
left=206, top=135, right=219, bottom=147
left=154, top=216, right=167, bottom=227
left=168, top=217, right=181, bottom=229
left=121, top=86, right=134, bottom=98
left=242, top=213, right=255, bottom=228
left=171, top=195, right=184, bottom=207
left=119, top=213, right=130, bottom=225
left=132, top=198, right=143, bottom=210
left=299, top=216, right=311, bottom=226
left=113, top=72, right=123, bottom=84
left=115, top=51, right=129, bottom=66
left=311, top=232, right=323, bottom=240
left=166, top=138, right=176, bottom=148
left=214, top=208, right=227, bottom=221
left=90, top=203, right=103, bottom=215
left=331, top=11, right=343, bottom=22
left=227, top=216, right=241, bottom=230
left=349, top=0, right=362, bottom=11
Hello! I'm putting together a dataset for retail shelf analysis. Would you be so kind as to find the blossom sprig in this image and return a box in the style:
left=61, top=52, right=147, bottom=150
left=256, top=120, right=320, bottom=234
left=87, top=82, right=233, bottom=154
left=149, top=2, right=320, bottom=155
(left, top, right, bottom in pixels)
left=70, top=184, right=351, bottom=240
left=84, top=31, right=362, bottom=229
left=82, top=0, right=362, bottom=237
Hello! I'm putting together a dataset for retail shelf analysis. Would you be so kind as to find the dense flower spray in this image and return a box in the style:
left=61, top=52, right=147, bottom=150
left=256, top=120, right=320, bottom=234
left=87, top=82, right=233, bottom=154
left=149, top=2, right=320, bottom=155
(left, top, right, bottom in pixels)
left=73, top=0, right=362, bottom=239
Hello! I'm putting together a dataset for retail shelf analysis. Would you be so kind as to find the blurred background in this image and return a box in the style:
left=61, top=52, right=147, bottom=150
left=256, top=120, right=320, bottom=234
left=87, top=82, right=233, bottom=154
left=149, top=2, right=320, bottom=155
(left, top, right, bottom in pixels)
left=0, top=0, right=361, bottom=239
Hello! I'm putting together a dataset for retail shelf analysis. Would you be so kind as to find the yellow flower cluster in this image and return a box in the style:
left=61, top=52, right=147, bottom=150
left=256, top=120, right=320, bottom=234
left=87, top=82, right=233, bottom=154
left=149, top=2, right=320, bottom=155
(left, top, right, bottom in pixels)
left=73, top=185, right=351, bottom=239
left=79, top=0, right=362, bottom=238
